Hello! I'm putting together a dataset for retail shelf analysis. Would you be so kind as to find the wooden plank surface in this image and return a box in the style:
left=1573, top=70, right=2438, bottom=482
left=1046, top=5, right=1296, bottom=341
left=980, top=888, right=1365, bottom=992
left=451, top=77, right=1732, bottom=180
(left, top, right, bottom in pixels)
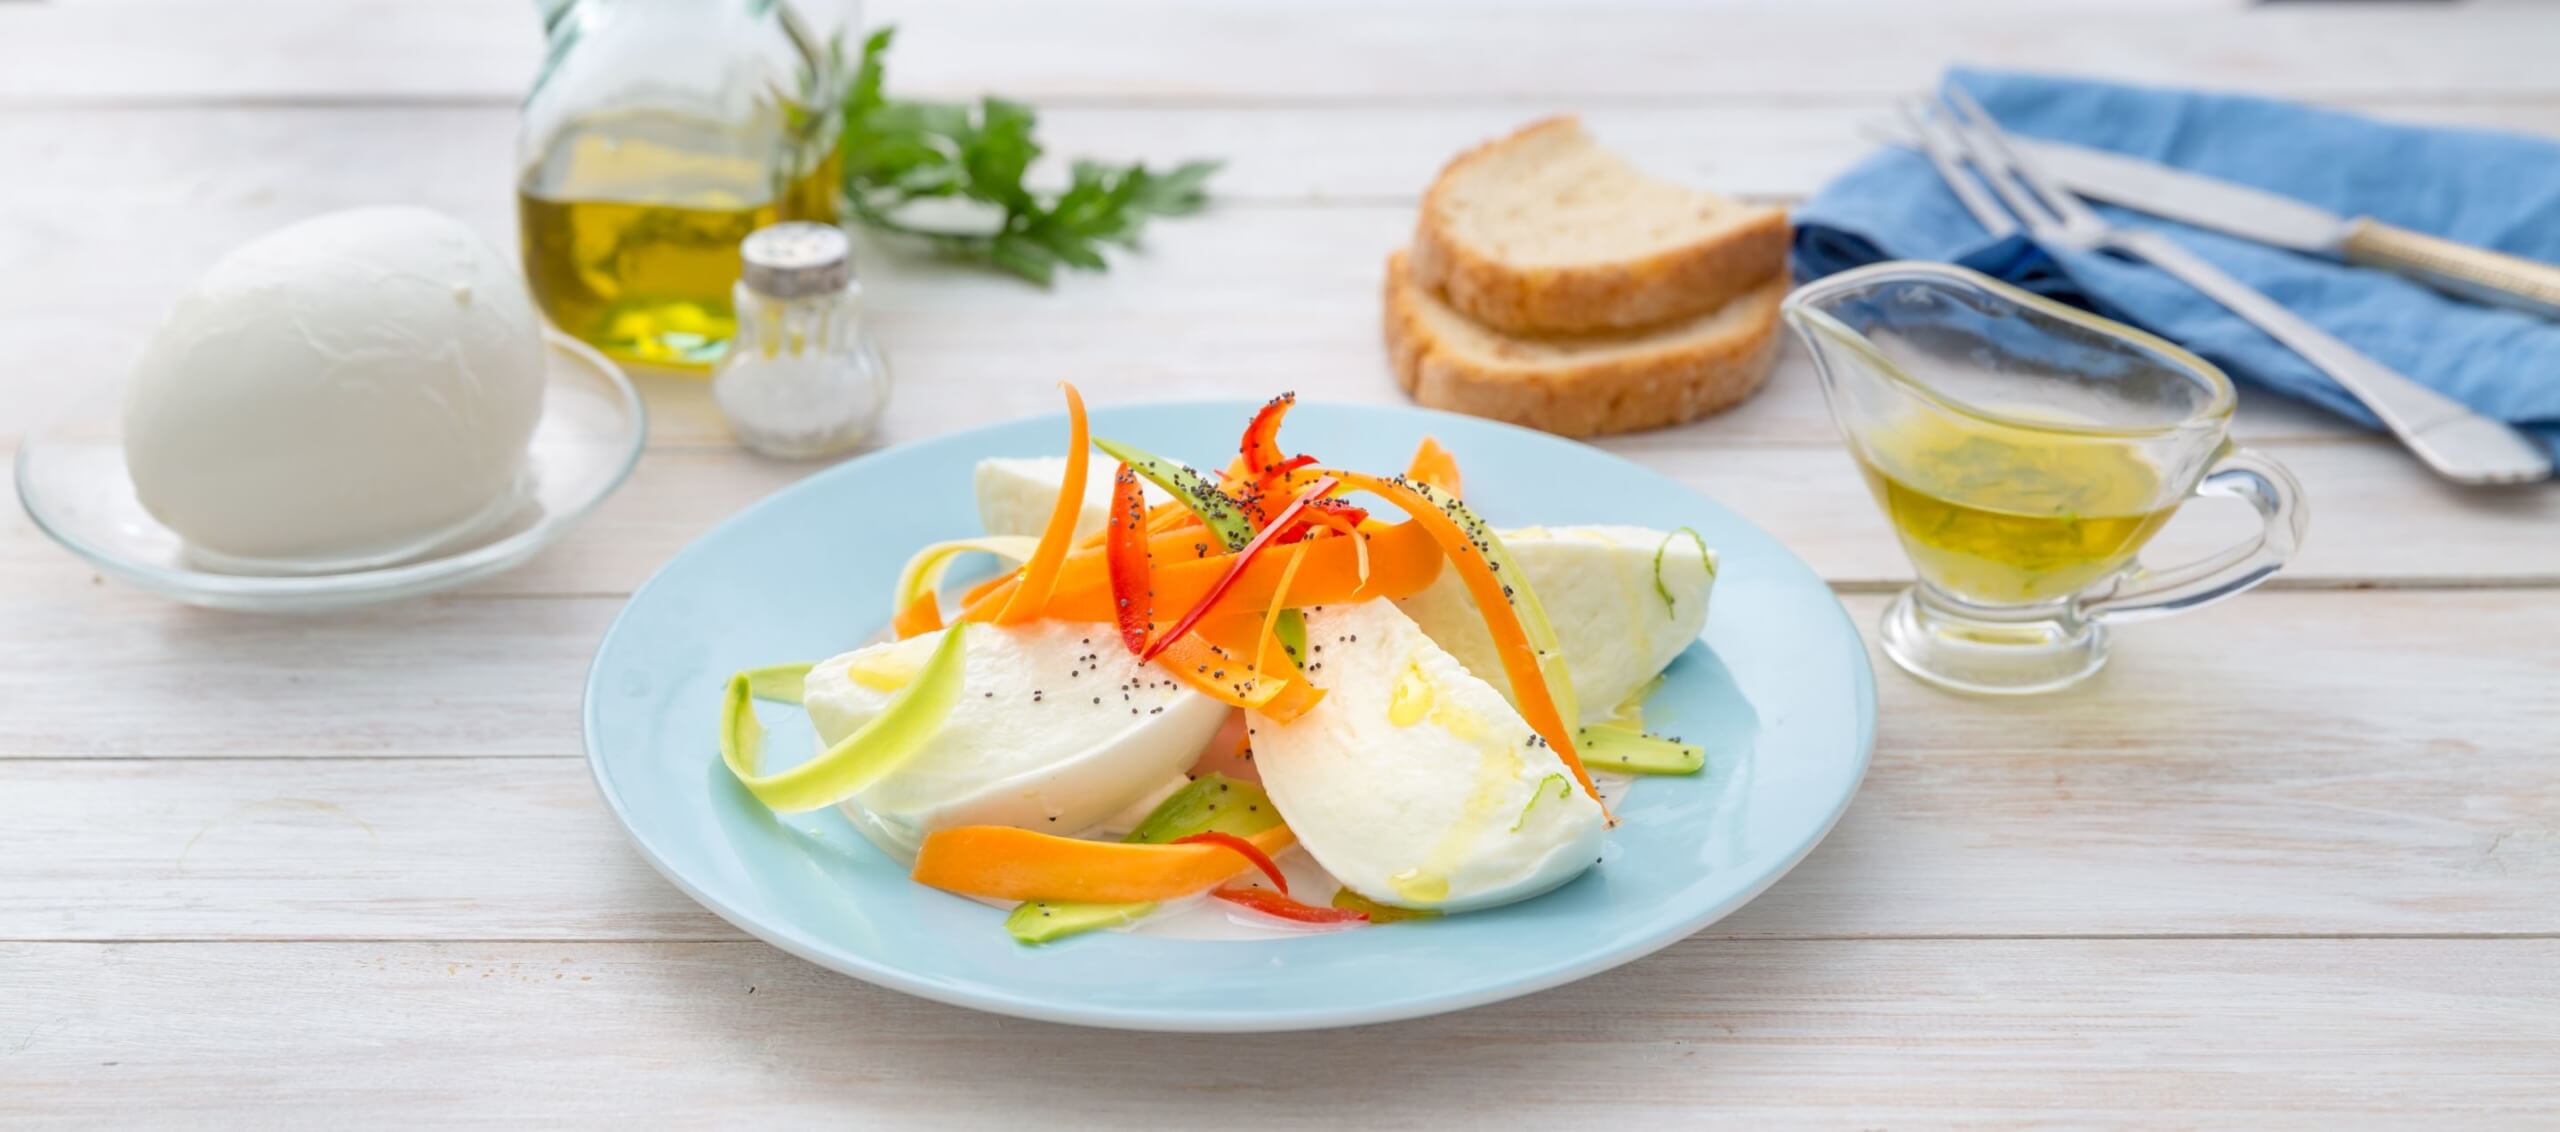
left=4, top=939, right=2555, bottom=1128
left=3, top=591, right=2552, bottom=941
left=11, top=0, right=2560, bottom=103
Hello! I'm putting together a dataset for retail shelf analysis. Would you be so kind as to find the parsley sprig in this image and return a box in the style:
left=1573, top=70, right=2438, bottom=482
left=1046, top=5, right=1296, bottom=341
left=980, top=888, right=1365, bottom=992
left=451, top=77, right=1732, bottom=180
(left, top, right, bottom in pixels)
left=836, top=28, right=1220, bottom=285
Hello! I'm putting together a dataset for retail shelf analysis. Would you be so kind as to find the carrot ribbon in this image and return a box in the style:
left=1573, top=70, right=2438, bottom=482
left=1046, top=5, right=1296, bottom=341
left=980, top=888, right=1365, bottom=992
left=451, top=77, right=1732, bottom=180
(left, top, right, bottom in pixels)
left=912, top=824, right=1299, bottom=903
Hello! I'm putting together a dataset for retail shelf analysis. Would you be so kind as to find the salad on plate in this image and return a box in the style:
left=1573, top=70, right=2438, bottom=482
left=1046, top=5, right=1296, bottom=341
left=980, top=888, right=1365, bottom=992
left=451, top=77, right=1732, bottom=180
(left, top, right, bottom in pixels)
left=718, top=388, right=1719, bottom=944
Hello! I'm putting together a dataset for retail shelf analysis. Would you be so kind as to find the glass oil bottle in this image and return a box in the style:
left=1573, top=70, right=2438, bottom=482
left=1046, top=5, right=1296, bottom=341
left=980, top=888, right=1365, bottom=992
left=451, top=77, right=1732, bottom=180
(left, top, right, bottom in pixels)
left=517, top=0, right=846, bottom=371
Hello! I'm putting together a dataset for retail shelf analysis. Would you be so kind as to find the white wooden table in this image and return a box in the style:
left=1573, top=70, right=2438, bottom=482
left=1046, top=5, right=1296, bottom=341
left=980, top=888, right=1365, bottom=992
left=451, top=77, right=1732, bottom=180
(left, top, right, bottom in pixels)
left=5, top=1, right=2557, bottom=1125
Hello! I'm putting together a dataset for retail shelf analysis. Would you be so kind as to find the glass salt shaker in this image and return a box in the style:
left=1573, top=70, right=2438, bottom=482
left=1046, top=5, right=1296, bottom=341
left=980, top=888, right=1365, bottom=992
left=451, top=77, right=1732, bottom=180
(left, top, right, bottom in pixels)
left=714, top=223, right=891, bottom=458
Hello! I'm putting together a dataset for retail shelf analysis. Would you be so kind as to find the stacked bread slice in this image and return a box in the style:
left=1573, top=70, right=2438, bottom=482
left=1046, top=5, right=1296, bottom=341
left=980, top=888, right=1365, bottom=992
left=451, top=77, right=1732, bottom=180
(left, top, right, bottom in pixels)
left=1385, top=117, right=1792, bottom=437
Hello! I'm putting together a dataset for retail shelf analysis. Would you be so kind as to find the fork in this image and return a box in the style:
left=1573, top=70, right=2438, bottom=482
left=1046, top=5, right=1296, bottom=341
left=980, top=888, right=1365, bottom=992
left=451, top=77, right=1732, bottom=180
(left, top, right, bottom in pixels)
left=1900, top=89, right=2554, bottom=487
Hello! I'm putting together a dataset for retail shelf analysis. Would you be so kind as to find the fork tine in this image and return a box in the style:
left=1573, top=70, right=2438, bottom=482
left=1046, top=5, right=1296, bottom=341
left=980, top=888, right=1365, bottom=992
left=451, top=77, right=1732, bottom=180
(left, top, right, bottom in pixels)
left=1930, top=91, right=2066, bottom=236
left=1940, top=85, right=2107, bottom=235
left=1896, top=98, right=2018, bottom=240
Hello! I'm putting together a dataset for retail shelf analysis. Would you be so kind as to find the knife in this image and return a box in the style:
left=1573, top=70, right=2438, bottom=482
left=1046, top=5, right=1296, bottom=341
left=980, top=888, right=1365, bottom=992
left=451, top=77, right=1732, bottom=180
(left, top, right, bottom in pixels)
left=1873, top=124, right=2560, bottom=319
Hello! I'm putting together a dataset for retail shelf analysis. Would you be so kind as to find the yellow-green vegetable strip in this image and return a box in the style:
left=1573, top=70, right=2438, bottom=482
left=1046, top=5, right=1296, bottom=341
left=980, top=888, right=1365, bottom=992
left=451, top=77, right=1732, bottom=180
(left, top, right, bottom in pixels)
left=1652, top=526, right=1716, bottom=614
left=1092, top=437, right=1254, bottom=551
left=720, top=624, right=970, bottom=811
left=1510, top=773, right=1571, bottom=832
left=1575, top=723, right=1706, bottom=776
left=742, top=662, right=815, bottom=703
left=893, top=536, right=1039, bottom=616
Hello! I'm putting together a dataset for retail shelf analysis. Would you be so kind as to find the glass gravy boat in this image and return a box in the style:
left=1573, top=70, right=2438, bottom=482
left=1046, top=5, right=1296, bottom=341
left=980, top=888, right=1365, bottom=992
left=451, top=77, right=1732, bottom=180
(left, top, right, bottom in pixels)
left=1785, top=262, right=2308, bottom=694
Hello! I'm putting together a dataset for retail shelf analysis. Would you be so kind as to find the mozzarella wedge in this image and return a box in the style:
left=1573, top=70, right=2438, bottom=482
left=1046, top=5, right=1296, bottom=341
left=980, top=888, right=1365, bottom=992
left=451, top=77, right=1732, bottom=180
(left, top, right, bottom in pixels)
left=1247, top=600, right=1605, bottom=912
left=975, top=456, right=1166, bottom=542
left=1397, top=525, right=1712, bottom=723
left=803, top=620, right=1226, bottom=858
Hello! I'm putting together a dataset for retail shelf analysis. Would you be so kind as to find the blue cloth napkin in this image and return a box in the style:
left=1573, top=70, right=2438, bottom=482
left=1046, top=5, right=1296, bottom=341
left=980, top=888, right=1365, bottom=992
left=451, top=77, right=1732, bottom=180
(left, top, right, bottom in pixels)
left=1794, top=68, right=2560, bottom=453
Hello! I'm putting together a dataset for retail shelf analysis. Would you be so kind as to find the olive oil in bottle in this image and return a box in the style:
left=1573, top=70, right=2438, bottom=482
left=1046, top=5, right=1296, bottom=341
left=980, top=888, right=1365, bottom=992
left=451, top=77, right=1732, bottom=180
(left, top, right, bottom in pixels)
left=1854, top=413, right=2181, bottom=606
left=518, top=108, right=839, bottom=371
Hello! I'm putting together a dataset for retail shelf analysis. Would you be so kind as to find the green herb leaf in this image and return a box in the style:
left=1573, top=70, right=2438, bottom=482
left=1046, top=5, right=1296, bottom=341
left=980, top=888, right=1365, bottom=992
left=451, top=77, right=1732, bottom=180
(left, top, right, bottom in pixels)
left=836, top=25, right=1219, bottom=285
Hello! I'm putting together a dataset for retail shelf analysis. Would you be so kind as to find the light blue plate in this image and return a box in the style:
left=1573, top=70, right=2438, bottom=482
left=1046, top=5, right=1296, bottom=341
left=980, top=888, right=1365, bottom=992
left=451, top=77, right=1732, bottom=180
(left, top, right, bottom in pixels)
left=584, top=400, right=1874, bottom=1032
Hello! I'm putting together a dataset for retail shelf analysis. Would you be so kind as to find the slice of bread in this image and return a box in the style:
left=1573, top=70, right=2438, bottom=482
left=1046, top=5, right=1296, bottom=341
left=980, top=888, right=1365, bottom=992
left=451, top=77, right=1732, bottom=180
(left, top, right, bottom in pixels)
left=1385, top=250, right=1784, bottom=437
left=1408, top=116, right=1789, bottom=335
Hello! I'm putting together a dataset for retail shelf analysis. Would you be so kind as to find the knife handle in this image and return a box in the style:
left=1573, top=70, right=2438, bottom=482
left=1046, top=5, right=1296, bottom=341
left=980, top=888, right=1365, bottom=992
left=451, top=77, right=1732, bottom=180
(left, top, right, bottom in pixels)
left=2341, top=218, right=2560, bottom=320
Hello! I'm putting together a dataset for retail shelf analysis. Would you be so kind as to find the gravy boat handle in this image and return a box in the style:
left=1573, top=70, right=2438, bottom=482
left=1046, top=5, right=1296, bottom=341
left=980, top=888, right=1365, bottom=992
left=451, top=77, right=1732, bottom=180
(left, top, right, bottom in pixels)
left=2080, top=446, right=2307, bottom=624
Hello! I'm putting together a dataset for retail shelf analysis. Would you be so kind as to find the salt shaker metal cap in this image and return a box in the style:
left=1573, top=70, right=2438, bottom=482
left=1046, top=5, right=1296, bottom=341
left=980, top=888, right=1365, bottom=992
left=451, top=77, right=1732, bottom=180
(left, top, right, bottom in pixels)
left=715, top=222, right=890, bottom=460
left=739, top=222, right=855, bottom=299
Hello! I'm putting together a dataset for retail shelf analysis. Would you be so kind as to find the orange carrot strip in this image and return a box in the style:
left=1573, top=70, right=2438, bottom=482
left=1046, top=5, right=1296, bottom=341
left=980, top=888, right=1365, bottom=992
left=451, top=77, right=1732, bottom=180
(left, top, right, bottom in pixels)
left=968, top=524, right=1223, bottom=624
left=1041, top=519, right=1442, bottom=623
left=1068, top=499, right=1194, bottom=553
left=891, top=590, right=944, bottom=639
left=1190, top=613, right=1327, bottom=725
left=994, top=384, right=1089, bottom=624
left=959, top=570, right=1014, bottom=607
left=1155, top=626, right=1288, bottom=712
left=912, top=824, right=1299, bottom=904
left=1146, top=612, right=1326, bottom=722
left=1254, top=541, right=1311, bottom=675
left=1407, top=436, right=1463, bottom=496
left=1329, top=471, right=1599, bottom=808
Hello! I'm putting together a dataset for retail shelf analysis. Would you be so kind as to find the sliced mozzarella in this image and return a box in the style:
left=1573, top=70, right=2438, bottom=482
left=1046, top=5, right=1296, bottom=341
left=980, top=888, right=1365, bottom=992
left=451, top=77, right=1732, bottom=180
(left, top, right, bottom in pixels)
left=1396, top=525, right=1712, bottom=723
left=1247, top=600, right=1605, bottom=912
left=803, top=620, right=1226, bottom=858
left=974, top=456, right=1166, bottom=542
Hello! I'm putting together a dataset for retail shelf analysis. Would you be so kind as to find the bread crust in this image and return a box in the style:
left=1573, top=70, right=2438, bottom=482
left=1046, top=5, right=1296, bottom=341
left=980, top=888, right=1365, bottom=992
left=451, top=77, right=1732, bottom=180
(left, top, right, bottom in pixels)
left=1384, top=252, right=1785, bottom=438
left=1407, top=116, right=1791, bottom=335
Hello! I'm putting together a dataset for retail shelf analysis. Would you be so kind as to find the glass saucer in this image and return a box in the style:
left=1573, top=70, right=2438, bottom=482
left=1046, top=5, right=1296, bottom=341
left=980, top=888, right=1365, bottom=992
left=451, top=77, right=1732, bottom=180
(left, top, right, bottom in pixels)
left=15, top=333, right=646, bottom=612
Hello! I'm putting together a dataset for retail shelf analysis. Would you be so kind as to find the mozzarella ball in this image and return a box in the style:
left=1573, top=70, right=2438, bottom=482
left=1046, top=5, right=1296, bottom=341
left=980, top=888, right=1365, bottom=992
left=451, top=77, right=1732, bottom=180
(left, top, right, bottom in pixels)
left=123, top=207, right=546, bottom=569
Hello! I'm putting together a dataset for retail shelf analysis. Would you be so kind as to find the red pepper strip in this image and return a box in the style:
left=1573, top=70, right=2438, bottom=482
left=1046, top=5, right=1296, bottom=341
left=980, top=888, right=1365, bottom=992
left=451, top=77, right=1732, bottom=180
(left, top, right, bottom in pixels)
left=1175, top=831, right=1288, bottom=894
left=1329, top=471, right=1602, bottom=812
left=1293, top=503, right=1364, bottom=541
left=1213, top=886, right=1368, bottom=925
left=1139, top=476, right=1340, bottom=663
left=994, top=385, right=1090, bottom=625
left=1407, top=436, right=1463, bottom=496
left=1239, top=393, right=1298, bottom=479
left=1278, top=497, right=1370, bottom=544
left=1239, top=396, right=1326, bottom=527
left=1247, top=456, right=1325, bottom=527
left=1104, top=463, right=1154, bottom=655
